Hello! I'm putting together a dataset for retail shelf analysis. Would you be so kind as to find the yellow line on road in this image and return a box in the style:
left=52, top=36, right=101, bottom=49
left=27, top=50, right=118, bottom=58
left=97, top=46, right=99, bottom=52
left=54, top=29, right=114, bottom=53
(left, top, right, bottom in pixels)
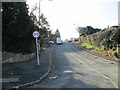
left=73, top=43, right=117, bottom=64
left=83, top=51, right=116, bottom=64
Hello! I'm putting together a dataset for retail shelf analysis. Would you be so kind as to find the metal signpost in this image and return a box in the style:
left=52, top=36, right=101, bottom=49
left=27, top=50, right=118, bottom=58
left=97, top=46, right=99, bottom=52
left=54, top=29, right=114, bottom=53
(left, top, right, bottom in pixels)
left=32, top=31, right=40, bottom=65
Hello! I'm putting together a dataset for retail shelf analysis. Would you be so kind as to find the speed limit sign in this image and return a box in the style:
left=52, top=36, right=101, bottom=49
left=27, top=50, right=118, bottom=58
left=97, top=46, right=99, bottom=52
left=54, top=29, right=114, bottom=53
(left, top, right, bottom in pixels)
left=32, top=31, right=40, bottom=65
left=32, top=31, right=40, bottom=38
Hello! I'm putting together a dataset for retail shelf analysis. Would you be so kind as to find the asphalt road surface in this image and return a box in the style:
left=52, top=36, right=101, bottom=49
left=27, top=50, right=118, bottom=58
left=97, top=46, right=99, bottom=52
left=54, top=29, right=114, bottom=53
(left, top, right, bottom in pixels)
left=30, top=42, right=118, bottom=88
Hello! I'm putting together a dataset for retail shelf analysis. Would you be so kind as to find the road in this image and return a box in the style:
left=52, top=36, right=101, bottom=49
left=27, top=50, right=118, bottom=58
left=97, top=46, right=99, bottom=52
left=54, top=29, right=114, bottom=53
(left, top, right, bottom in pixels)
left=30, top=42, right=118, bottom=88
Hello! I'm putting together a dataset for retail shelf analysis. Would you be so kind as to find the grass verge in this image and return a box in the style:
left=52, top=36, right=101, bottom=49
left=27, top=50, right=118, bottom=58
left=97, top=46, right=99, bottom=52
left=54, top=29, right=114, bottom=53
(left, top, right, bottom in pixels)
left=78, top=42, right=118, bottom=59
left=81, top=43, right=94, bottom=49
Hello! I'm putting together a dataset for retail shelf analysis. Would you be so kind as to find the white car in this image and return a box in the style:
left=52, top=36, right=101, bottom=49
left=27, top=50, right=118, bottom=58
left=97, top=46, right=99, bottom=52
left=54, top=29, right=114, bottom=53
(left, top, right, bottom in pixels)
left=56, top=37, right=62, bottom=45
left=50, top=41, right=54, bottom=44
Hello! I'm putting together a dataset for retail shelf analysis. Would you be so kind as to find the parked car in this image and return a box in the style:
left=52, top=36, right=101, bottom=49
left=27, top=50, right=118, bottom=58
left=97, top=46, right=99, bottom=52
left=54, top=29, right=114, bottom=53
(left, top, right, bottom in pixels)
left=50, top=41, right=54, bottom=44
left=68, top=40, right=72, bottom=42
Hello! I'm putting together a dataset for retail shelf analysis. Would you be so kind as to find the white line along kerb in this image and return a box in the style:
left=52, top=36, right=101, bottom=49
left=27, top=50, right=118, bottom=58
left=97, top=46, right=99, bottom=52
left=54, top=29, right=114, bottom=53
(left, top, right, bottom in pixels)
left=33, top=31, right=40, bottom=65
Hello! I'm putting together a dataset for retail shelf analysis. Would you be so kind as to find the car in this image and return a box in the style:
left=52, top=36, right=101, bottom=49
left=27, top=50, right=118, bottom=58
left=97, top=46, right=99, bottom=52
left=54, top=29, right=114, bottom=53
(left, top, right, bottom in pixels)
left=50, top=41, right=54, bottom=44
left=68, top=40, right=72, bottom=42
left=56, top=37, right=62, bottom=45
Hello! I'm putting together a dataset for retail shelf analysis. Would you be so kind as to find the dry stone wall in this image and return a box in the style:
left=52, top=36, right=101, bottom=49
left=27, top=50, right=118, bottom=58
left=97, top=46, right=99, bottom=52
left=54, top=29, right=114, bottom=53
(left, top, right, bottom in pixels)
left=2, top=51, right=36, bottom=64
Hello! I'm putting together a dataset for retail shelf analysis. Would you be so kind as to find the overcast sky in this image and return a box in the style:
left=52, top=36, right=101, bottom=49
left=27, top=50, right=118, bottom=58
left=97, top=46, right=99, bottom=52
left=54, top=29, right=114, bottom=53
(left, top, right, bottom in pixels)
left=26, top=0, right=119, bottom=40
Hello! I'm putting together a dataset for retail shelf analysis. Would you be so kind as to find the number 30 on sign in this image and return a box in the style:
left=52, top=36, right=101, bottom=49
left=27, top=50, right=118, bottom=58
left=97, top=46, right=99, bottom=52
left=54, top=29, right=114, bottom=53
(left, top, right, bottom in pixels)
left=32, top=31, right=40, bottom=38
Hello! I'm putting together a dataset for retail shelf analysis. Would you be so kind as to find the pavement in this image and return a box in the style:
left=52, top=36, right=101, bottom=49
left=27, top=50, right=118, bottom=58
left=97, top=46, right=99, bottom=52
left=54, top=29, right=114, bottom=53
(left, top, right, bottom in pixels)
left=2, top=45, right=54, bottom=90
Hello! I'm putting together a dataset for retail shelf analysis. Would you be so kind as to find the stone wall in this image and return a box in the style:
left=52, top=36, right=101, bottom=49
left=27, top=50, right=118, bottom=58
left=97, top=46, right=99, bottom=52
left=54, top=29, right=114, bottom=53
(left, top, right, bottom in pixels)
left=2, top=51, right=36, bottom=64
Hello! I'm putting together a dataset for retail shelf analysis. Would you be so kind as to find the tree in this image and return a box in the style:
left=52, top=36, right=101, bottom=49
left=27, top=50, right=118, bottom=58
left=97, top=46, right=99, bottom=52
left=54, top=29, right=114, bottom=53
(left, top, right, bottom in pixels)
left=38, top=14, right=50, bottom=28
left=110, top=29, right=120, bottom=44
left=77, top=26, right=98, bottom=36
left=2, top=2, right=36, bottom=53
left=86, top=26, right=96, bottom=35
left=94, top=28, right=101, bottom=32
left=28, top=3, right=51, bottom=48
left=76, top=27, right=86, bottom=36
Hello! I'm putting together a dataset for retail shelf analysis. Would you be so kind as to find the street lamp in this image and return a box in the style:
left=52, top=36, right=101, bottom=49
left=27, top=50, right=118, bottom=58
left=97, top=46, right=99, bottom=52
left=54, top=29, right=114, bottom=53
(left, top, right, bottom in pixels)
left=39, top=0, right=41, bottom=26
left=38, top=0, right=53, bottom=52
left=39, top=0, right=53, bottom=26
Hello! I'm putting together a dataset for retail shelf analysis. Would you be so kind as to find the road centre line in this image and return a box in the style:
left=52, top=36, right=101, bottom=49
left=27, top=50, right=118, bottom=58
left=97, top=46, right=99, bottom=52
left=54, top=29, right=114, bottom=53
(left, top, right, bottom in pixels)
left=73, top=51, right=115, bottom=65
left=69, top=52, right=118, bottom=88
left=72, top=52, right=90, bottom=64
left=69, top=53, right=86, bottom=65
left=69, top=52, right=98, bottom=72
left=71, top=43, right=116, bottom=64
left=77, top=59, right=85, bottom=64
left=82, top=51, right=116, bottom=64
left=72, top=52, right=115, bottom=75
left=76, top=54, right=118, bottom=88
left=70, top=53, right=74, bottom=57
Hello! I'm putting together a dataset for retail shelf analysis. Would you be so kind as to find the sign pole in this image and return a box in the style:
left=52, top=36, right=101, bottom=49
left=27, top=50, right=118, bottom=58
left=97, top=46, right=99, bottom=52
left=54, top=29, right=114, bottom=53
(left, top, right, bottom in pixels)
left=36, top=38, right=40, bottom=65
left=33, top=31, right=40, bottom=66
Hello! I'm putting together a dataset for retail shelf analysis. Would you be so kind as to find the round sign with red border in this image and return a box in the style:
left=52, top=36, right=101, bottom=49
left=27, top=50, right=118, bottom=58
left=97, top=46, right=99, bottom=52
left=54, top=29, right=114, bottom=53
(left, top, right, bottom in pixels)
left=32, top=31, right=40, bottom=38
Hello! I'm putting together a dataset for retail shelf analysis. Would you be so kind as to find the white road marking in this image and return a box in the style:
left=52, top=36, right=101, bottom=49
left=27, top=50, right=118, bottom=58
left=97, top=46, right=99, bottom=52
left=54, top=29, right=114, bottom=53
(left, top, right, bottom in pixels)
left=103, top=75, right=118, bottom=88
left=64, top=70, right=74, bottom=73
left=49, top=75, right=57, bottom=80
left=61, top=76, right=71, bottom=80
left=69, top=53, right=86, bottom=65
left=0, top=78, right=19, bottom=83
left=77, top=59, right=85, bottom=64
left=70, top=53, right=74, bottom=57
left=69, top=52, right=118, bottom=88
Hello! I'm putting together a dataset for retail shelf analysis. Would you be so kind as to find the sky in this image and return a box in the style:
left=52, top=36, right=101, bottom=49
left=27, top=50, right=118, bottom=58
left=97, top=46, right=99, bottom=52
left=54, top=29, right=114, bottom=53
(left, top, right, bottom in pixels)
left=26, top=0, right=119, bottom=40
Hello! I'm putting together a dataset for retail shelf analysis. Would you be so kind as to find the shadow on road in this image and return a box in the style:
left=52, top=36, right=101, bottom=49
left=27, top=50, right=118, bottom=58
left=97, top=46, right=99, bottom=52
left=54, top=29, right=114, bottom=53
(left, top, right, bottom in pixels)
left=38, top=43, right=101, bottom=88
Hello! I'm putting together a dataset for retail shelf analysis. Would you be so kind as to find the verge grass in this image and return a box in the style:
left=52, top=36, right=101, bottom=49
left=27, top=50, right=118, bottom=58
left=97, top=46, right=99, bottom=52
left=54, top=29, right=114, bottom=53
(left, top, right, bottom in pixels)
left=81, top=43, right=94, bottom=49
